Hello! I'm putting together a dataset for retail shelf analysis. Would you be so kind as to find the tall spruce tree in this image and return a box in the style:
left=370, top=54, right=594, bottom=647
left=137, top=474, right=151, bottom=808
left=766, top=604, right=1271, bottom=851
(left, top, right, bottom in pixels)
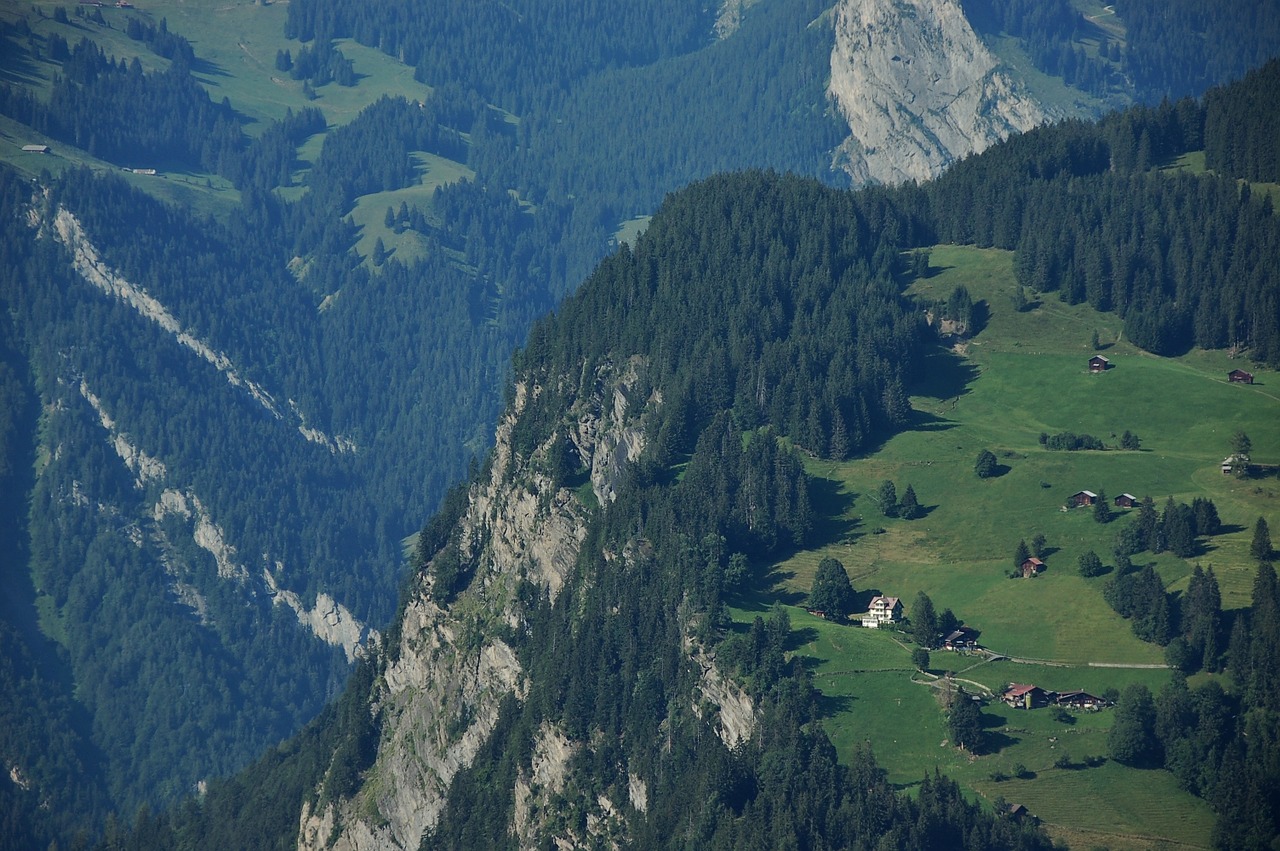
left=912, top=591, right=939, bottom=648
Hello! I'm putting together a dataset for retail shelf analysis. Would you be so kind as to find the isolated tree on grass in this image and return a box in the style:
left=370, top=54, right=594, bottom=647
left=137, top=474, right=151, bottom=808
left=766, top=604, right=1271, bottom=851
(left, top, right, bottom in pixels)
left=975, top=449, right=998, bottom=479
left=1093, top=489, right=1113, bottom=524
left=1014, top=539, right=1031, bottom=571
left=1031, top=533, right=1048, bottom=559
left=1232, top=430, right=1253, bottom=458
left=809, top=557, right=855, bottom=619
left=1078, top=550, right=1105, bottom=578
left=1253, top=517, right=1273, bottom=562
left=913, top=647, right=930, bottom=671
left=877, top=479, right=898, bottom=518
left=1121, top=430, right=1141, bottom=450
left=899, top=484, right=922, bottom=520
left=912, top=591, right=939, bottom=648
left=949, top=691, right=984, bottom=752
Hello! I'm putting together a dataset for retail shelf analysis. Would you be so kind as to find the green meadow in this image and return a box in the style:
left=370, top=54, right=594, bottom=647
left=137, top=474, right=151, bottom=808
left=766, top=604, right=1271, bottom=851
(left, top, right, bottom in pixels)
left=0, top=0, right=474, bottom=245
left=745, top=244, right=1278, bottom=848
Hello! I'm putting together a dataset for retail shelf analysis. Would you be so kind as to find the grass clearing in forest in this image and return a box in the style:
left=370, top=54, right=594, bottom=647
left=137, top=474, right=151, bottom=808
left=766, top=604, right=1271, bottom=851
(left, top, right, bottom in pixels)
left=739, top=244, right=1277, bottom=847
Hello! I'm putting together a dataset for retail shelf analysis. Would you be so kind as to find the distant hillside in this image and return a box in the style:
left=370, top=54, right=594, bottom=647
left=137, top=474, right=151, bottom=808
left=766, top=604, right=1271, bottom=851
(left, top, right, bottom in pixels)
left=103, top=66, right=1280, bottom=850
left=2, top=0, right=1280, bottom=846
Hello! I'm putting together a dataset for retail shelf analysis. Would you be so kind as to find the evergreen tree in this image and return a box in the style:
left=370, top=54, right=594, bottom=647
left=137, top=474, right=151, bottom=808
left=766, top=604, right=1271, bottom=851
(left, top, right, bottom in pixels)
left=974, top=449, right=998, bottom=478
left=912, top=647, right=930, bottom=671
left=808, top=557, right=855, bottom=619
left=1253, top=517, right=1273, bottom=562
left=877, top=480, right=898, bottom=518
left=1108, top=683, right=1160, bottom=766
left=1031, top=533, right=1048, bottom=559
left=1121, top=429, right=1141, bottom=450
left=1014, top=539, right=1031, bottom=570
left=1093, top=489, right=1113, bottom=523
left=948, top=691, right=984, bottom=752
left=898, top=483, right=921, bottom=520
left=912, top=591, right=938, bottom=648
left=1232, top=430, right=1253, bottom=458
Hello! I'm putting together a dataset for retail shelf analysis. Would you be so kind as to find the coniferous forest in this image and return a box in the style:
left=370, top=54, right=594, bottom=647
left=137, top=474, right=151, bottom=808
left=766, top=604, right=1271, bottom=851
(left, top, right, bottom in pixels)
left=0, top=0, right=1279, bottom=848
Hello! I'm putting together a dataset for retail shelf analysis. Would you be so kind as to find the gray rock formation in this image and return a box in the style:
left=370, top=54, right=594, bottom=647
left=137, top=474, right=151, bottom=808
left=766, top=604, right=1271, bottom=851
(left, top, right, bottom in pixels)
left=827, top=0, right=1050, bottom=185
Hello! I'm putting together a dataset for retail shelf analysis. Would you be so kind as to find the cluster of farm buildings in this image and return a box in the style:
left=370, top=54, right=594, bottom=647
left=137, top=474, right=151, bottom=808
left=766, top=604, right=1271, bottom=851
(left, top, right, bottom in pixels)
left=1002, top=683, right=1110, bottom=711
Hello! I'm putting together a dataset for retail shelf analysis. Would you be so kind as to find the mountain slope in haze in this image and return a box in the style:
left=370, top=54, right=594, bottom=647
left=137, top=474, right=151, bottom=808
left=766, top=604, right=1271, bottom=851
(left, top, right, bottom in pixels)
left=109, top=65, right=1280, bottom=850
left=3, top=0, right=1280, bottom=845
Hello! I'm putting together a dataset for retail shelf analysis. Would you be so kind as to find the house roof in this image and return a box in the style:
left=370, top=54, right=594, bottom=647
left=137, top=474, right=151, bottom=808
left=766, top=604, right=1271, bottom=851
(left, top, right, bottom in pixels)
left=1056, top=690, right=1102, bottom=701
left=1118, top=493, right=1137, bottom=501
left=1090, top=355, right=1110, bottom=363
left=944, top=628, right=976, bottom=642
left=1022, top=557, right=1044, bottom=567
left=1004, top=683, right=1040, bottom=698
left=869, top=595, right=900, bottom=609
left=1075, top=490, right=1097, bottom=498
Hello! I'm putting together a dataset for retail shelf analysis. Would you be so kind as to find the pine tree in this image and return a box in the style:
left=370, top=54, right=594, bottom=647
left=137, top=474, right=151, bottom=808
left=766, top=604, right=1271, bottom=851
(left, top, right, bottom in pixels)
left=1108, top=683, right=1160, bottom=766
left=974, top=449, right=998, bottom=479
left=949, top=691, right=984, bottom=752
left=899, top=484, right=921, bottom=520
left=1014, top=539, right=1031, bottom=571
left=877, top=480, right=898, bottom=518
left=912, top=591, right=938, bottom=648
left=1031, top=533, right=1048, bottom=559
left=1093, top=489, right=1113, bottom=523
left=1252, top=517, right=1273, bottom=562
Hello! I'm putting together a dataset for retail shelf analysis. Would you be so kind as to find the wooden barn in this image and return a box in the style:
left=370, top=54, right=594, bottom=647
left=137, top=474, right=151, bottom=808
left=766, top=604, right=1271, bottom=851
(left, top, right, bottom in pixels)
left=1114, top=493, right=1138, bottom=508
left=1228, top=369, right=1254, bottom=384
left=1089, top=355, right=1111, bottom=373
left=1021, top=557, right=1045, bottom=578
left=1069, top=490, right=1097, bottom=507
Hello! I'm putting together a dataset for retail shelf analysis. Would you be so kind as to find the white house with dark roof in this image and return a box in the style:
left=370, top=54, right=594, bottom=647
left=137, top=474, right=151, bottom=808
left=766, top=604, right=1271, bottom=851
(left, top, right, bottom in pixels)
left=861, top=595, right=902, bottom=628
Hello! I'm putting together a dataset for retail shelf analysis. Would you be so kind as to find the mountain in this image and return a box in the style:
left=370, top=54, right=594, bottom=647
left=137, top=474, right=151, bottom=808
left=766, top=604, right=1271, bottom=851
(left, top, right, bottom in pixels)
left=2, top=0, right=1280, bottom=845
left=106, top=65, right=1280, bottom=848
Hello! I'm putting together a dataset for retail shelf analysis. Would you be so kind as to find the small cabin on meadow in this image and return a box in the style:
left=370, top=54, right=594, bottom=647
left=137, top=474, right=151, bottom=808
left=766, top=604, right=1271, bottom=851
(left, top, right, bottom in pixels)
left=21, top=144, right=48, bottom=153
left=1020, top=557, right=1045, bottom=578
left=1003, top=684, right=1054, bottom=709
left=1114, top=493, right=1138, bottom=508
left=861, top=595, right=902, bottom=628
left=1228, top=369, right=1254, bottom=384
left=1055, top=690, right=1108, bottom=710
left=1089, top=355, right=1111, bottom=373
left=1069, top=490, right=1097, bottom=507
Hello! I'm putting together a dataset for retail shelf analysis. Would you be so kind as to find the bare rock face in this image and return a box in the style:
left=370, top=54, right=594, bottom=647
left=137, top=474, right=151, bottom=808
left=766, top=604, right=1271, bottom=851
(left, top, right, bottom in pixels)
left=298, top=359, right=656, bottom=850
left=827, top=0, right=1049, bottom=185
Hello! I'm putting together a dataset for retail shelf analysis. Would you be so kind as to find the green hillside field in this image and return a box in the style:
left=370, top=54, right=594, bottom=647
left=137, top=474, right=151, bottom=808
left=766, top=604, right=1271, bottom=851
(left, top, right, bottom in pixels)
left=745, top=244, right=1278, bottom=849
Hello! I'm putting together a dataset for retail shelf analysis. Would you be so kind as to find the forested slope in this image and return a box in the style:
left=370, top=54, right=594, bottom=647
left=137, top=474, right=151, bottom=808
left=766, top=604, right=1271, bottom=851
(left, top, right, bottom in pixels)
left=103, top=62, right=1280, bottom=847
left=2, top=0, right=1280, bottom=846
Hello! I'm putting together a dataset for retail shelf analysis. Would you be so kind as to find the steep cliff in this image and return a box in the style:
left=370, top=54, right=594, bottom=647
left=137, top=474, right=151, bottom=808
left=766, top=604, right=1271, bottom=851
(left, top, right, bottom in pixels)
left=827, top=0, right=1050, bottom=185
left=298, top=359, right=665, bottom=849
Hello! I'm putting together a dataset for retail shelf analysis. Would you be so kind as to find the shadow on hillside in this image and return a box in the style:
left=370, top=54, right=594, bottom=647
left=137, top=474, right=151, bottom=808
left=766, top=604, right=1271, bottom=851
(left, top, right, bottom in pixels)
left=912, top=347, right=980, bottom=401
left=784, top=627, right=820, bottom=653
left=0, top=35, right=43, bottom=87
left=817, top=692, right=857, bottom=718
left=807, top=476, right=859, bottom=547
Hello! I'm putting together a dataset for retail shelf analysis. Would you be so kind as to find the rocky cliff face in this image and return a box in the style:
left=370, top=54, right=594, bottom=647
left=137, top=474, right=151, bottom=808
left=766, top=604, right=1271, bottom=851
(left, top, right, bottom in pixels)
left=298, top=357, right=704, bottom=850
left=827, top=0, right=1050, bottom=185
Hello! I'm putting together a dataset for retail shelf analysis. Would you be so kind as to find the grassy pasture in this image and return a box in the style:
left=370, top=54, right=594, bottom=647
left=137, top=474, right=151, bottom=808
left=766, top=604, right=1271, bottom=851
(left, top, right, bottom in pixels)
left=743, top=244, right=1278, bottom=847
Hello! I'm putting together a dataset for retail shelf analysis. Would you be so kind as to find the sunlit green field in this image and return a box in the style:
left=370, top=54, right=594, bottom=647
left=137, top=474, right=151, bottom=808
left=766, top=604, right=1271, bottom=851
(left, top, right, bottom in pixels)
left=739, top=244, right=1278, bottom=848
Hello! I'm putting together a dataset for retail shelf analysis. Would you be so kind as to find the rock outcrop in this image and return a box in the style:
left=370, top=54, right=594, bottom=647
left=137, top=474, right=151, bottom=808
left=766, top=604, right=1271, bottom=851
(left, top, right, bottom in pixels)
left=298, top=358, right=656, bottom=849
left=827, top=0, right=1049, bottom=185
